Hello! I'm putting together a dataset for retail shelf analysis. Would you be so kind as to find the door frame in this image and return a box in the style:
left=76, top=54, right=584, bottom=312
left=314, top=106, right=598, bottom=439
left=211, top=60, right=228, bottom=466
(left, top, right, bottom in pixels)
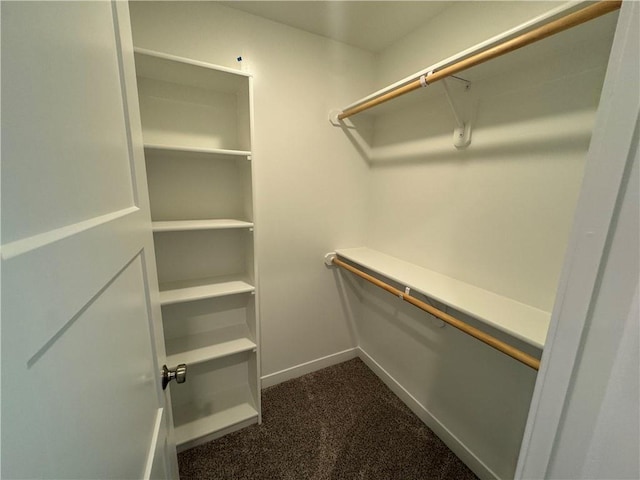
left=516, top=1, right=639, bottom=477
left=113, top=2, right=180, bottom=477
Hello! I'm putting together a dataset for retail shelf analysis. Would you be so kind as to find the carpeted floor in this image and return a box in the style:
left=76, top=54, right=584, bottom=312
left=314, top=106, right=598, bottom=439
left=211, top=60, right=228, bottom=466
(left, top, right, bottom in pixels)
left=178, top=358, right=479, bottom=480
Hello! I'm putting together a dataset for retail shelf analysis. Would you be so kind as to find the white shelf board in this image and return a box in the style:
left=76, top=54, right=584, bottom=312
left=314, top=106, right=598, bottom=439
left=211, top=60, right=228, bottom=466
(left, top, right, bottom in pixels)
left=152, top=219, right=253, bottom=232
left=159, top=277, right=254, bottom=306
left=335, top=247, right=550, bottom=348
left=339, top=1, right=617, bottom=117
left=134, top=48, right=250, bottom=93
left=166, top=324, right=256, bottom=366
left=173, top=402, right=258, bottom=447
left=144, top=143, right=251, bottom=158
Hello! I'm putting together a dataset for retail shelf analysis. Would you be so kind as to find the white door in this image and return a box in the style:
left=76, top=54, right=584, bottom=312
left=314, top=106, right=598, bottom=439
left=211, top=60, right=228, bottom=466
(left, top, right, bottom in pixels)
left=1, top=2, right=179, bottom=478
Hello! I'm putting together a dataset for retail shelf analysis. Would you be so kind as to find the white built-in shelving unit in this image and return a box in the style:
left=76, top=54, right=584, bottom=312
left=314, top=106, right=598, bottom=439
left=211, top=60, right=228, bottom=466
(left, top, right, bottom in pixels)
left=134, top=48, right=260, bottom=451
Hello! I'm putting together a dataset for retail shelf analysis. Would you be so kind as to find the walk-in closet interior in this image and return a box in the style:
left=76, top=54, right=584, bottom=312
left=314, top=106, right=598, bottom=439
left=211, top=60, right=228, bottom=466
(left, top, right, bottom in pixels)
left=125, top=0, right=639, bottom=477
left=124, top=1, right=637, bottom=478
left=4, top=1, right=637, bottom=479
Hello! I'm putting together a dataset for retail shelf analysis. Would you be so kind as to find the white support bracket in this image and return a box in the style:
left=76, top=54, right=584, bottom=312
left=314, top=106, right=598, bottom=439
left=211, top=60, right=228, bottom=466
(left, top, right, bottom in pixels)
left=324, top=252, right=337, bottom=266
left=441, top=77, right=473, bottom=149
left=329, top=110, right=357, bottom=129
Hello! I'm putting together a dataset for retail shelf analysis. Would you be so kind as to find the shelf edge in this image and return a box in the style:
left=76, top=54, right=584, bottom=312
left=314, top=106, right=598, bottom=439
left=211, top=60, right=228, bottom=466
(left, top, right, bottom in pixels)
left=173, top=403, right=258, bottom=447
left=134, top=48, right=252, bottom=78
left=335, top=247, right=549, bottom=348
left=159, top=281, right=255, bottom=306
left=152, top=220, right=254, bottom=232
left=144, top=143, right=251, bottom=157
left=166, top=338, right=257, bottom=366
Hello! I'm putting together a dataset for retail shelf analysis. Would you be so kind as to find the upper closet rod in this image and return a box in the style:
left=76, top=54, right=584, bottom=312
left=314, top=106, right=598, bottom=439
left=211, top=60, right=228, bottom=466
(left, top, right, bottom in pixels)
left=337, top=0, right=621, bottom=120
left=331, top=256, right=541, bottom=370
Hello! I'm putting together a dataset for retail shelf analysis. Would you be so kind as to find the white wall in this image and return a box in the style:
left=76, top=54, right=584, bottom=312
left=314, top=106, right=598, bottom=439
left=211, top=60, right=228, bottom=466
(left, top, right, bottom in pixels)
left=355, top=284, right=539, bottom=479
left=375, top=2, right=565, bottom=89
left=368, top=1, right=616, bottom=310
left=129, top=2, right=374, bottom=378
left=350, top=3, right=618, bottom=479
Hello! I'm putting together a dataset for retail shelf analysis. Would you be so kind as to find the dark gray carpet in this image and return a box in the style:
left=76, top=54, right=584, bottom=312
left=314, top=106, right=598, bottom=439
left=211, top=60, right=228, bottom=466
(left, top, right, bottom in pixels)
left=178, top=358, right=479, bottom=480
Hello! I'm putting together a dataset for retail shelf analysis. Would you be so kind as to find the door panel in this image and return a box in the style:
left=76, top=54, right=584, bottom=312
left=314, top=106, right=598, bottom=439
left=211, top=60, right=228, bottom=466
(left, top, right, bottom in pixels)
left=1, top=2, right=177, bottom=478
left=3, top=209, right=142, bottom=361
left=6, top=256, right=158, bottom=478
left=1, top=1, right=136, bottom=243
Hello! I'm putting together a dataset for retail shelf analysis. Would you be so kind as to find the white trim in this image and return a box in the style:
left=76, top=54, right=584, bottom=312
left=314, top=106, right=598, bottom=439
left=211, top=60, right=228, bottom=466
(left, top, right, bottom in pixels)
left=356, top=347, right=498, bottom=480
left=260, top=348, right=358, bottom=389
left=142, top=408, right=164, bottom=480
left=0, top=206, right=139, bottom=260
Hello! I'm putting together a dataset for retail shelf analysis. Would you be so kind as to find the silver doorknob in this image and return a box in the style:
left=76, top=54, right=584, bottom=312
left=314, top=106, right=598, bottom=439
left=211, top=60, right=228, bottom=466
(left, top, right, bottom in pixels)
left=161, top=364, right=187, bottom=390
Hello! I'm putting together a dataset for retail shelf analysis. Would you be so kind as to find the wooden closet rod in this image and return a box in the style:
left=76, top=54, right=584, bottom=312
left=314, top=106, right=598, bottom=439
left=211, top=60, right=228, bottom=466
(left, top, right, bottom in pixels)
left=332, top=256, right=541, bottom=370
left=338, top=0, right=621, bottom=120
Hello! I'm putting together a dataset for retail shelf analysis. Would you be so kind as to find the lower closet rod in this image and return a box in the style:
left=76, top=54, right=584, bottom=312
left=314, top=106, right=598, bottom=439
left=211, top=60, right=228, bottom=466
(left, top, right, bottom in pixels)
left=332, top=256, right=541, bottom=371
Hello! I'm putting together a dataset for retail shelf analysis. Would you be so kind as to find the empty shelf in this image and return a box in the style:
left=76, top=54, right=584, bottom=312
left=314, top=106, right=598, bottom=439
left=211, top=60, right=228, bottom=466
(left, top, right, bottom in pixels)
left=152, top=219, right=253, bottom=232
left=144, top=143, right=251, bottom=157
left=173, top=402, right=258, bottom=447
left=134, top=48, right=251, bottom=91
left=166, top=324, right=256, bottom=366
left=335, top=247, right=550, bottom=348
left=159, top=277, right=255, bottom=305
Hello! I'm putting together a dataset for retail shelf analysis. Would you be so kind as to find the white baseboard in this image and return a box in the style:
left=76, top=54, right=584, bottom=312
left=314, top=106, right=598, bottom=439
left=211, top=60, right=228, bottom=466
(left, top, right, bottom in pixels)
left=356, top=346, right=499, bottom=480
left=261, top=347, right=358, bottom=389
